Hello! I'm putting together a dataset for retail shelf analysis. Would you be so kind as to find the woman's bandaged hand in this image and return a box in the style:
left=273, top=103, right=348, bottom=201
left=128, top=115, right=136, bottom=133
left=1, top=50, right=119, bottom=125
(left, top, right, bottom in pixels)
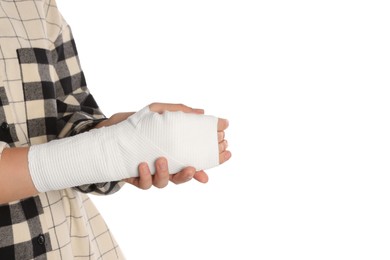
left=28, top=106, right=220, bottom=192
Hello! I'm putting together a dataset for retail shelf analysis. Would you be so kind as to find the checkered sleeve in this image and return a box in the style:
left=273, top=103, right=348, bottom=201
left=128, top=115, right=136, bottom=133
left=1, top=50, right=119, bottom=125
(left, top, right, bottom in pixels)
left=53, top=25, right=124, bottom=195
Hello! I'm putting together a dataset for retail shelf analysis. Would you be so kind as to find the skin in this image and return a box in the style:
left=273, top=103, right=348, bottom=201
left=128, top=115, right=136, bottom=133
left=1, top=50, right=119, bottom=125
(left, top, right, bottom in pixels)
left=0, top=103, right=231, bottom=204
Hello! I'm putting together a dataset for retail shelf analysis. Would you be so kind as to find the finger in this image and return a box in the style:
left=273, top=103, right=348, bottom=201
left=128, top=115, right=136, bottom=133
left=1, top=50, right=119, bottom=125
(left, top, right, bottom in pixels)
left=219, top=150, right=232, bottom=164
left=219, top=140, right=228, bottom=153
left=149, top=103, right=204, bottom=114
left=192, top=108, right=205, bottom=114
left=124, top=163, right=153, bottom=189
left=218, top=118, right=229, bottom=131
left=136, top=163, right=153, bottom=189
left=153, top=157, right=170, bottom=188
left=169, top=168, right=193, bottom=185
left=169, top=167, right=196, bottom=184
left=218, top=131, right=225, bottom=142
left=193, top=170, right=209, bottom=183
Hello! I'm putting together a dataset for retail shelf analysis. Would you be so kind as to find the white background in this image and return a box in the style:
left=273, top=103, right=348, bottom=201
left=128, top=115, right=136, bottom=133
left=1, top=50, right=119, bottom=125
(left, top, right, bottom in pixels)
left=58, top=1, right=390, bottom=259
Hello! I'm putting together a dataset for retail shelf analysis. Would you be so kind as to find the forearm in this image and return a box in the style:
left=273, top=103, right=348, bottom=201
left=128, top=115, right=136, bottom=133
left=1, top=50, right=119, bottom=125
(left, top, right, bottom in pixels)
left=0, top=106, right=220, bottom=203
left=28, top=106, right=219, bottom=192
left=0, top=147, right=38, bottom=204
left=0, top=113, right=125, bottom=204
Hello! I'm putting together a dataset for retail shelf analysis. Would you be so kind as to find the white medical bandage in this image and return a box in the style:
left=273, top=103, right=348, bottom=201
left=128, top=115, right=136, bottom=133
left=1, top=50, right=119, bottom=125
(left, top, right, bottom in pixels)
left=28, top=107, right=219, bottom=192
left=0, top=141, right=9, bottom=160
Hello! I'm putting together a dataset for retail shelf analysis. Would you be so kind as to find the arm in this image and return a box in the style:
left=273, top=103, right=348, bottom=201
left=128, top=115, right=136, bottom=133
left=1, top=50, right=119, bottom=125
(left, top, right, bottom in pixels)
left=0, top=147, right=37, bottom=204
left=0, top=103, right=231, bottom=204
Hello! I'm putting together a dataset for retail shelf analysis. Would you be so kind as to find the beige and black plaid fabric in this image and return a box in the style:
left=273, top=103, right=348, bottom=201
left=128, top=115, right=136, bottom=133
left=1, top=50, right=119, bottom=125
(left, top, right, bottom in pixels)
left=0, top=0, right=125, bottom=259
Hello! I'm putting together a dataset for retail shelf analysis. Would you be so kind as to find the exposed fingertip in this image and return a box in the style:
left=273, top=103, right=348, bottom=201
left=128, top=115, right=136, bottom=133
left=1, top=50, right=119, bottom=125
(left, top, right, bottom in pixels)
left=225, top=150, right=232, bottom=160
left=194, top=171, right=209, bottom=183
left=219, top=150, right=232, bottom=164
left=218, top=118, right=229, bottom=130
left=138, top=162, right=149, bottom=172
left=217, top=132, right=225, bottom=143
left=156, top=157, right=168, bottom=171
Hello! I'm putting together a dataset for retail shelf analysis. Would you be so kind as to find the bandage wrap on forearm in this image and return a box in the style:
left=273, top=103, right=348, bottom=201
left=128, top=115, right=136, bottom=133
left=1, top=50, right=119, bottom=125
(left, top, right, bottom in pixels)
left=28, top=106, right=219, bottom=192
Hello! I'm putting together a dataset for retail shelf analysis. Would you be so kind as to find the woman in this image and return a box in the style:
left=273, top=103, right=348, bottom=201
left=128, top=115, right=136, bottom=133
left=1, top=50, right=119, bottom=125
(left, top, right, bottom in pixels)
left=0, top=0, right=231, bottom=259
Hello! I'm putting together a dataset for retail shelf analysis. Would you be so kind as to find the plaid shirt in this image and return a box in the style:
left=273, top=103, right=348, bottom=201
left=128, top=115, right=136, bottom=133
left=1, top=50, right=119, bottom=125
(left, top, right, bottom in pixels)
left=0, top=0, right=125, bottom=259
